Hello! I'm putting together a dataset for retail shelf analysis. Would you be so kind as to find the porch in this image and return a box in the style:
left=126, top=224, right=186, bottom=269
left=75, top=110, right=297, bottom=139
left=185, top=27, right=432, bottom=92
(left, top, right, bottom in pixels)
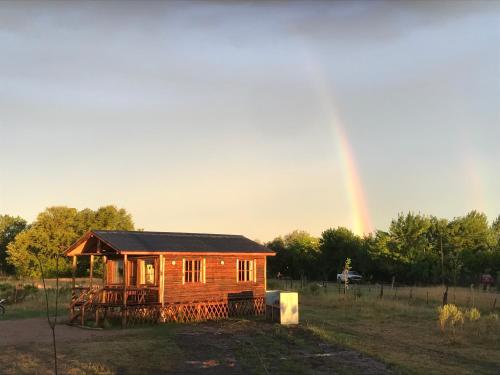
left=69, top=253, right=164, bottom=326
left=69, top=253, right=164, bottom=304
left=66, top=233, right=166, bottom=325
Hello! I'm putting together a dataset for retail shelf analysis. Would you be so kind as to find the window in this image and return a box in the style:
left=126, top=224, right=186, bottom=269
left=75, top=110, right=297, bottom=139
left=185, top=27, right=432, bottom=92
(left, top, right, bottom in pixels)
left=237, top=259, right=256, bottom=282
left=139, top=258, right=156, bottom=285
left=183, top=259, right=205, bottom=284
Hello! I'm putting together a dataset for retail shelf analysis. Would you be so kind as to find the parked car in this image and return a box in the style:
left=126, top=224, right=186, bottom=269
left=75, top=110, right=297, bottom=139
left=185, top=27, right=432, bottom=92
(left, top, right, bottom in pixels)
left=337, top=271, right=363, bottom=283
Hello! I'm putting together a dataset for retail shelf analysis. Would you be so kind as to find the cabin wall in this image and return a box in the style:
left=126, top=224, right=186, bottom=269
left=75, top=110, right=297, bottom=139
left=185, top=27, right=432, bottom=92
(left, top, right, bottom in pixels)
left=163, top=254, right=267, bottom=303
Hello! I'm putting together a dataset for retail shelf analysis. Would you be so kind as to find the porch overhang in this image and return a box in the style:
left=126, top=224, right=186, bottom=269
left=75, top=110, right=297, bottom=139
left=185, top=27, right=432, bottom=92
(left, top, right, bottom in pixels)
left=64, top=231, right=119, bottom=257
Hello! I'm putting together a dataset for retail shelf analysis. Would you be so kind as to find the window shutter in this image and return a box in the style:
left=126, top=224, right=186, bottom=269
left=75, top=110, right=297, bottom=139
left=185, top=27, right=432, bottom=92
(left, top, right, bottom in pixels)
left=107, top=261, right=112, bottom=284
left=236, top=258, right=239, bottom=283
left=182, top=258, right=185, bottom=284
left=253, top=259, right=257, bottom=282
left=202, top=258, right=206, bottom=283
left=139, top=260, right=144, bottom=285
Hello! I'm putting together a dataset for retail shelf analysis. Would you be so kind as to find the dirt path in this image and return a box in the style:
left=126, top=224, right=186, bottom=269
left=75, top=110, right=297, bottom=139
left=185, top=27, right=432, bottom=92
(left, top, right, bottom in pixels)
left=170, top=321, right=392, bottom=375
left=0, top=318, right=392, bottom=374
left=0, top=317, right=131, bottom=346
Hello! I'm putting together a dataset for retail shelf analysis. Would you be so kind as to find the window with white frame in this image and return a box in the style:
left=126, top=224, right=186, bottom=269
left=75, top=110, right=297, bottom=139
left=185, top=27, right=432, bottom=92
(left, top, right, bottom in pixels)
left=138, top=258, right=156, bottom=285
left=183, top=259, right=206, bottom=283
left=237, top=259, right=256, bottom=282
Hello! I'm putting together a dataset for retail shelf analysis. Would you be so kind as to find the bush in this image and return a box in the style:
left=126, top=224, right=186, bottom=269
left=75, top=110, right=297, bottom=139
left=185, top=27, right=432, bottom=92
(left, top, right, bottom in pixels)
left=465, top=307, right=481, bottom=322
left=486, top=313, right=498, bottom=322
left=0, top=282, right=38, bottom=303
left=309, top=283, right=320, bottom=296
left=0, top=282, right=14, bottom=299
left=438, top=304, right=464, bottom=334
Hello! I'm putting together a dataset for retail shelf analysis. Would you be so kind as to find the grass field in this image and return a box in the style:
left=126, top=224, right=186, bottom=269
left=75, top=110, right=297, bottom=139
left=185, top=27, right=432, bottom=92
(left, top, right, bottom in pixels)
left=294, top=282, right=500, bottom=375
left=1, top=279, right=499, bottom=374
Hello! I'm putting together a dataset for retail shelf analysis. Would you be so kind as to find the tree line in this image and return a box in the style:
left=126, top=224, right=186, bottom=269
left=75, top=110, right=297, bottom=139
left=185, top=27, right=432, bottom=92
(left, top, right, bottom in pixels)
left=0, top=205, right=134, bottom=277
left=1, top=206, right=499, bottom=285
left=267, top=211, right=500, bottom=286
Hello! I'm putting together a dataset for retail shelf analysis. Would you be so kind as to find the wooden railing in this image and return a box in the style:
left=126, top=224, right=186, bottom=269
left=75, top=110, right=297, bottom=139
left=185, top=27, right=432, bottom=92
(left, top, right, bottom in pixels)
left=71, top=286, right=159, bottom=306
left=71, top=285, right=101, bottom=306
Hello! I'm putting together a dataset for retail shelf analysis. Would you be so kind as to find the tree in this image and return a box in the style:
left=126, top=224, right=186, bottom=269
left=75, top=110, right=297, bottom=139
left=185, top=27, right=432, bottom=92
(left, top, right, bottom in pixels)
left=447, top=211, right=494, bottom=282
left=266, top=230, right=319, bottom=280
left=0, top=215, right=27, bottom=275
left=7, top=205, right=134, bottom=277
left=283, top=230, right=320, bottom=279
left=385, top=212, right=435, bottom=284
left=365, top=230, right=399, bottom=282
left=319, top=227, right=366, bottom=281
left=266, top=237, right=287, bottom=278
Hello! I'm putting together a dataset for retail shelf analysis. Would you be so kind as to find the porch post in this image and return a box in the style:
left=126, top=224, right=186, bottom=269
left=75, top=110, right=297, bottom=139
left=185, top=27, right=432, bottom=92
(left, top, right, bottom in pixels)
left=102, top=256, right=107, bottom=286
left=122, top=253, right=128, bottom=327
left=89, top=254, right=94, bottom=288
left=72, top=256, right=77, bottom=288
left=159, top=254, right=164, bottom=306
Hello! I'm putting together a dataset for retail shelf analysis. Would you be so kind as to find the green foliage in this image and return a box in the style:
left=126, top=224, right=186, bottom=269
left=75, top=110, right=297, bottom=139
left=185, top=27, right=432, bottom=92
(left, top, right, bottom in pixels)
left=6, top=205, right=134, bottom=277
left=308, top=283, right=320, bottom=295
left=319, top=227, right=367, bottom=280
left=0, top=282, right=38, bottom=303
left=464, top=307, right=481, bottom=322
left=438, top=304, right=464, bottom=335
left=0, top=215, right=27, bottom=275
left=268, top=210, right=500, bottom=285
left=267, top=230, right=319, bottom=279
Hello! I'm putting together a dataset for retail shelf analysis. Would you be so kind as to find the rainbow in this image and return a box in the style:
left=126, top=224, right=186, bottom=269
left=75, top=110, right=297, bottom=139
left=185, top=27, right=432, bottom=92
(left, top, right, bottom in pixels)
left=302, top=50, right=373, bottom=235
left=333, top=124, right=373, bottom=235
left=463, top=149, right=487, bottom=214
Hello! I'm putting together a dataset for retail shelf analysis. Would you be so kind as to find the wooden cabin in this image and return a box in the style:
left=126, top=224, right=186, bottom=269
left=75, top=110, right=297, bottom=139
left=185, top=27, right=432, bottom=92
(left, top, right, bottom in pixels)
left=64, top=230, right=275, bottom=326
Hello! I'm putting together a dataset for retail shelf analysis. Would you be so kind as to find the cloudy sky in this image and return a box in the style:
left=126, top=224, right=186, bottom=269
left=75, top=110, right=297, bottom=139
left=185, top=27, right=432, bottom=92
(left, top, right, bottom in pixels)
left=1, top=0, right=499, bottom=240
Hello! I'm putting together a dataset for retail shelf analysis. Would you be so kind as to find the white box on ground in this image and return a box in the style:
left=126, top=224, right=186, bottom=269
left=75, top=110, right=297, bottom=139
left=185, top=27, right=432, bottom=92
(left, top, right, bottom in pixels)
left=265, top=290, right=299, bottom=325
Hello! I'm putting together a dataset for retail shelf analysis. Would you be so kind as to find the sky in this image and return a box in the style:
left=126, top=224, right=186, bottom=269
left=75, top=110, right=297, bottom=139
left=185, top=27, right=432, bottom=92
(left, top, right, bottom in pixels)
left=1, top=0, right=499, bottom=241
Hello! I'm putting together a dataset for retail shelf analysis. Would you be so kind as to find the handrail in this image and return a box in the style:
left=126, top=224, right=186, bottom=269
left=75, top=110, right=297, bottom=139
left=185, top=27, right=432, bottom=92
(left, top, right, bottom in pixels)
left=71, top=286, right=155, bottom=306
left=70, top=286, right=102, bottom=309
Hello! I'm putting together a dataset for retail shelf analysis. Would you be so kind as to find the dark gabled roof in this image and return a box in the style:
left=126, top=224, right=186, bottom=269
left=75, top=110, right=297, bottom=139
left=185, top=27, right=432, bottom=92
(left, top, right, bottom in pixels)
left=91, top=230, right=274, bottom=254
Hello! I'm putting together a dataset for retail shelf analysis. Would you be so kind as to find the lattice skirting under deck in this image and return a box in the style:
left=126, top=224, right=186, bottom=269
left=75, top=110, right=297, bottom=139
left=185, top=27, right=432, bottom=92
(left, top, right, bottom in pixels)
left=124, top=297, right=265, bottom=326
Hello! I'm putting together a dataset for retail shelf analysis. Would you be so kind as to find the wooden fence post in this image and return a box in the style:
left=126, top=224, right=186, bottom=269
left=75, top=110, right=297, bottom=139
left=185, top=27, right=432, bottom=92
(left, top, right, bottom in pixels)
left=72, top=256, right=77, bottom=289
left=89, top=255, right=94, bottom=289
left=442, top=285, right=448, bottom=306
left=122, top=254, right=128, bottom=327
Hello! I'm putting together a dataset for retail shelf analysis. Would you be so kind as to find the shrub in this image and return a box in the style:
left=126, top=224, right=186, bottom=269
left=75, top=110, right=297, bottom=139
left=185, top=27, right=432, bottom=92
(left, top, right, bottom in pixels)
left=0, top=282, right=38, bottom=303
left=309, top=283, right=320, bottom=296
left=486, top=313, right=498, bottom=322
left=438, top=304, right=464, bottom=334
left=0, top=282, right=14, bottom=299
left=465, top=307, right=481, bottom=322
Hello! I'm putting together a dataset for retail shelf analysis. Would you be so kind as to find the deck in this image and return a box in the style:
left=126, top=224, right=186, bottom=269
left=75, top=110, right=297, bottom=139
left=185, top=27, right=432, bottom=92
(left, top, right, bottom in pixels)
left=70, top=286, right=265, bottom=327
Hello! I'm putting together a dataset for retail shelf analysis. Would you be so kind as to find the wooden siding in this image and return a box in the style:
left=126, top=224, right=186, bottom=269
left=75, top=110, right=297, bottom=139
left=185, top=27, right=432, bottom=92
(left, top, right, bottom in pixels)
left=163, top=254, right=266, bottom=303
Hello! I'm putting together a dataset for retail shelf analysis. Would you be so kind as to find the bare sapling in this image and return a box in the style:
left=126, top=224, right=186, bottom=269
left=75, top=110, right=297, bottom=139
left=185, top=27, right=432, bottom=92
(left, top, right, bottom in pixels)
left=34, top=250, right=60, bottom=375
left=343, top=258, right=351, bottom=296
